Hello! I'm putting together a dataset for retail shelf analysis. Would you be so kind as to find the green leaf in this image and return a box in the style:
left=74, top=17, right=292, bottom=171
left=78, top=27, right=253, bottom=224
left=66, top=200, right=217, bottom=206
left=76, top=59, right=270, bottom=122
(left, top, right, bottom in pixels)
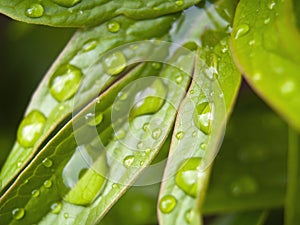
left=0, top=14, right=178, bottom=191
left=158, top=2, right=241, bottom=225
left=0, top=0, right=200, bottom=27
left=231, top=0, right=300, bottom=131
left=210, top=211, right=268, bottom=225
left=203, top=90, right=288, bottom=214
left=285, top=128, right=300, bottom=225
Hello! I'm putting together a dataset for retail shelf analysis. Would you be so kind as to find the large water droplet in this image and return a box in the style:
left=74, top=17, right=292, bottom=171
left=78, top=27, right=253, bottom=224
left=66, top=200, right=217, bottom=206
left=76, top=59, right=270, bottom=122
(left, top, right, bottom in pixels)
left=175, top=157, right=202, bottom=197
left=103, top=51, right=126, bottom=76
left=12, top=208, right=25, bottom=220
left=62, top=146, right=108, bottom=205
left=42, top=158, right=53, bottom=168
left=234, top=24, right=250, bottom=39
left=49, top=64, right=83, bottom=102
left=123, top=155, right=135, bottom=168
left=107, top=21, right=120, bottom=33
left=193, top=102, right=212, bottom=135
left=230, top=176, right=258, bottom=197
left=129, top=79, right=167, bottom=120
left=159, top=195, right=177, bottom=214
left=25, top=3, right=44, bottom=18
left=52, top=0, right=81, bottom=7
left=17, top=110, right=46, bottom=148
left=51, top=202, right=62, bottom=214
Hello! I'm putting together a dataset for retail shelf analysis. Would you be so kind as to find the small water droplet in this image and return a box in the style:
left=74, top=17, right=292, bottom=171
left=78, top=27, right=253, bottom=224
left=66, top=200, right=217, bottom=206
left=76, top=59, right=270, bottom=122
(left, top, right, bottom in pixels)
left=49, top=64, right=83, bottom=102
left=175, top=0, right=184, bottom=6
left=175, top=131, right=184, bottom=140
left=175, top=158, right=201, bottom=197
left=82, top=40, right=98, bottom=52
left=118, top=92, right=128, bottom=101
left=52, top=0, right=81, bottom=7
left=25, top=3, right=44, bottom=18
left=175, top=74, right=183, bottom=84
left=86, top=112, right=103, bottom=126
left=193, top=102, right=212, bottom=135
left=114, top=129, right=126, bottom=140
left=143, top=122, right=150, bottom=131
left=140, top=161, right=144, bottom=166
left=268, top=0, right=276, bottom=9
left=44, top=180, right=52, bottom=189
left=107, top=21, right=120, bottom=33
left=230, top=176, right=258, bottom=196
left=151, top=62, right=161, bottom=69
left=103, top=51, right=126, bottom=76
left=123, top=155, right=135, bottom=168
left=185, top=209, right=195, bottom=223
left=137, top=141, right=144, bottom=150
left=42, top=158, right=53, bottom=168
left=248, top=40, right=256, bottom=46
left=234, top=24, right=250, bottom=39
left=192, top=131, right=197, bottom=137
left=17, top=161, right=23, bottom=167
left=159, top=195, right=177, bottom=214
left=64, top=213, right=69, bottom=219
left=145, top=148, right=151, bottom=154
left=152, top=128, right=162, bottom=140
left=12, top=208, right=25, bottom=220
left=112, top=183, right=119, bottom=189
left=17, top=110, right=46, bottom=148
left=200, top=143, right=207, bottom=150
left=281, top=80, right=295, bottom=94
left=31, top=189, right=40, bottom=198
left=51, top=202, right=62, bottom=214
left=264, top=18, right=271, bottom=24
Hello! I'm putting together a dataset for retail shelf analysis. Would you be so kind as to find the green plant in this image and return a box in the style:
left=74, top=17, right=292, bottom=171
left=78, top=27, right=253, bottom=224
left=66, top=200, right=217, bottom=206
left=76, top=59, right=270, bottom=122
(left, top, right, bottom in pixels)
left=0, top=0, right=299, bottom=224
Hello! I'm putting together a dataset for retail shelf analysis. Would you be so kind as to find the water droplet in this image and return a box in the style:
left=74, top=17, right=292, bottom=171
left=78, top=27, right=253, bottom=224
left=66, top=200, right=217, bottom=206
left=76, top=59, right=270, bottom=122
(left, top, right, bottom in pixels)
left=234, top=24, right=250, bottom=39
left=114, top=129, right=126, bottom=140
left=142, top=122, right=150, bottom=131
left=159, top=195, right=177, bottom=214
left=112, top=183, right=119, bottom=189
left=118, top=92, right=128, bottom=101
left=49, top=64, right=83, bottom=102
left=64, top=213, right=69, bottom=219
left=52, top=0, right=81, bottom=7
left=17, top=110, right=46, bottom=148
left=42, top=158, right=53, bottom=168
left=17, top=161, right=23, bottom=167
left=151, top=62, right=161, bottom=69
left=248, top=40, right=256, bottom=46
left=103, top=51, right=126, bottom=76
left=82, top=40, right=98, bottom=52
left=129, top=79, right=167, bottom=120
left=230, top=176, right=258, bottom=196
left=137, top=141, right=144, bottom=150
left=190, top=89, right=194, bottom=94
left=192, top=131, right=197, bottom=137
left=51, top=202, right=62, bottom=214
left=253, top=72, right=262, bottom=82
left=152, top=128, right=162, bottom=140
left=175, top=158, right=201, bottom=197
left=175, top=74, right=183, bottom=84
left=12, top=208, right=25, bottom=220
left=281, top=80, right=295, bottom=94
left=25, top=3, right=44, bottom=18
left=175, top=131, right=184, bottom=140
left=175, top=0, right=184, bottom=6
left=107, top=21, right=120, bottom=33
left=264, top=18, right=271, bottom=24
left=86, top=112, right=103, bottom=126
left=185, top=209, right=195, bottom=223
left=140, top=161, right=144, bottom=166
left=200, top=143, right=207, bottom=150
left=268, top=0, right=276, bottom=9
left=145, top=148, right=151, bottom=154
left=31, top=189, right=40, bottom=198
left=123, top=155, right=135, bottom=168
left=193, top=102, right=212, bottom=135
left=44, top=180, right=52, bottom=189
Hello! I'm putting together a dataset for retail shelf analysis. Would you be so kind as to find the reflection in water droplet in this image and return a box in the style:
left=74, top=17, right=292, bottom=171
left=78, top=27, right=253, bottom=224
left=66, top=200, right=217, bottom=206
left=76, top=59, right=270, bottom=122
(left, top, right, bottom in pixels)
left=44, top=180, right=52, bottom=189
left=49, top=64, right=83, bottom=102
left=107, top=21, right=120, bottom=33
left=175, top=131, right=184, bottom=140
left=103, top=51, right=126, bottom=76
left=52, top=0, right=81, bottom=7
left=25, top=3, right=44, bottom=18
left=234, top=24, right=250, bottom=39
left=193, top=102, right=212, bottom=135
left=123, top=155, right=135, bottom=168
left=42, top=158, right=53, bottom=168
left=51, top=202, right=62, bottom=214
left=152, top=128, right=162, bottom=140
left=230, top=176, right=258, bottom=197
left=17, top=110, right=46, bottom=148
left=31, top=189, right=40, bottom=198
left=175, top=158, right=201, bottom=197
left=12, top=208, right=25, bottom=220
left=159, top=195, right=177, bottom=213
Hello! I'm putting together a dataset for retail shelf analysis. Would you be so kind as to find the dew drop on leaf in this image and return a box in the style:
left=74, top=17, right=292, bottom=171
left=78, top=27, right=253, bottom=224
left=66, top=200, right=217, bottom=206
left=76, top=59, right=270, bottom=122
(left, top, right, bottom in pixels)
left=175, top=131, right=184, bottom=140
left=82, top=40, right=98, bottom=52
left=25, top=3, right=44, bottom=18
left=51, top=202, right=62, bottom=214
left=107, top=21, right=121, bottom=33
left=230, top=176, right=258, bottom=196
left=152, top=128, right=162, bottom=140
left=31, top=189, right=40, bottom=198
left=193, top=102, right=212, bottom=135
left=43, top=180, right=53, bottom=189
left=85, top=112, right=103, bottom=126
left=52, top=0, right=81, bottom=7
left=175, top=74, right=183, bottom=84
left=64, top=213, right=69, bottom=219
left=159, top=195, right=177, bottom=214
left=12, top=208, right=25, bottom=220
left=123, top=155, right=135, bottom=168
left=49, top=64, right=83, bottom=102
left=175, top=157, right=202, bottom=197
left=142, top=122, right=150, bottom=131
left=175, top=0, right=184, bottom=7
left=17, top=110, right=46, bottom=148
left=42, top=158, right=53, bottom=168
left=103, top=51, right=126, bottom=76
left=234, top=24, right=250, bottom=39
left=185, top=209, right=195, bottom=224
